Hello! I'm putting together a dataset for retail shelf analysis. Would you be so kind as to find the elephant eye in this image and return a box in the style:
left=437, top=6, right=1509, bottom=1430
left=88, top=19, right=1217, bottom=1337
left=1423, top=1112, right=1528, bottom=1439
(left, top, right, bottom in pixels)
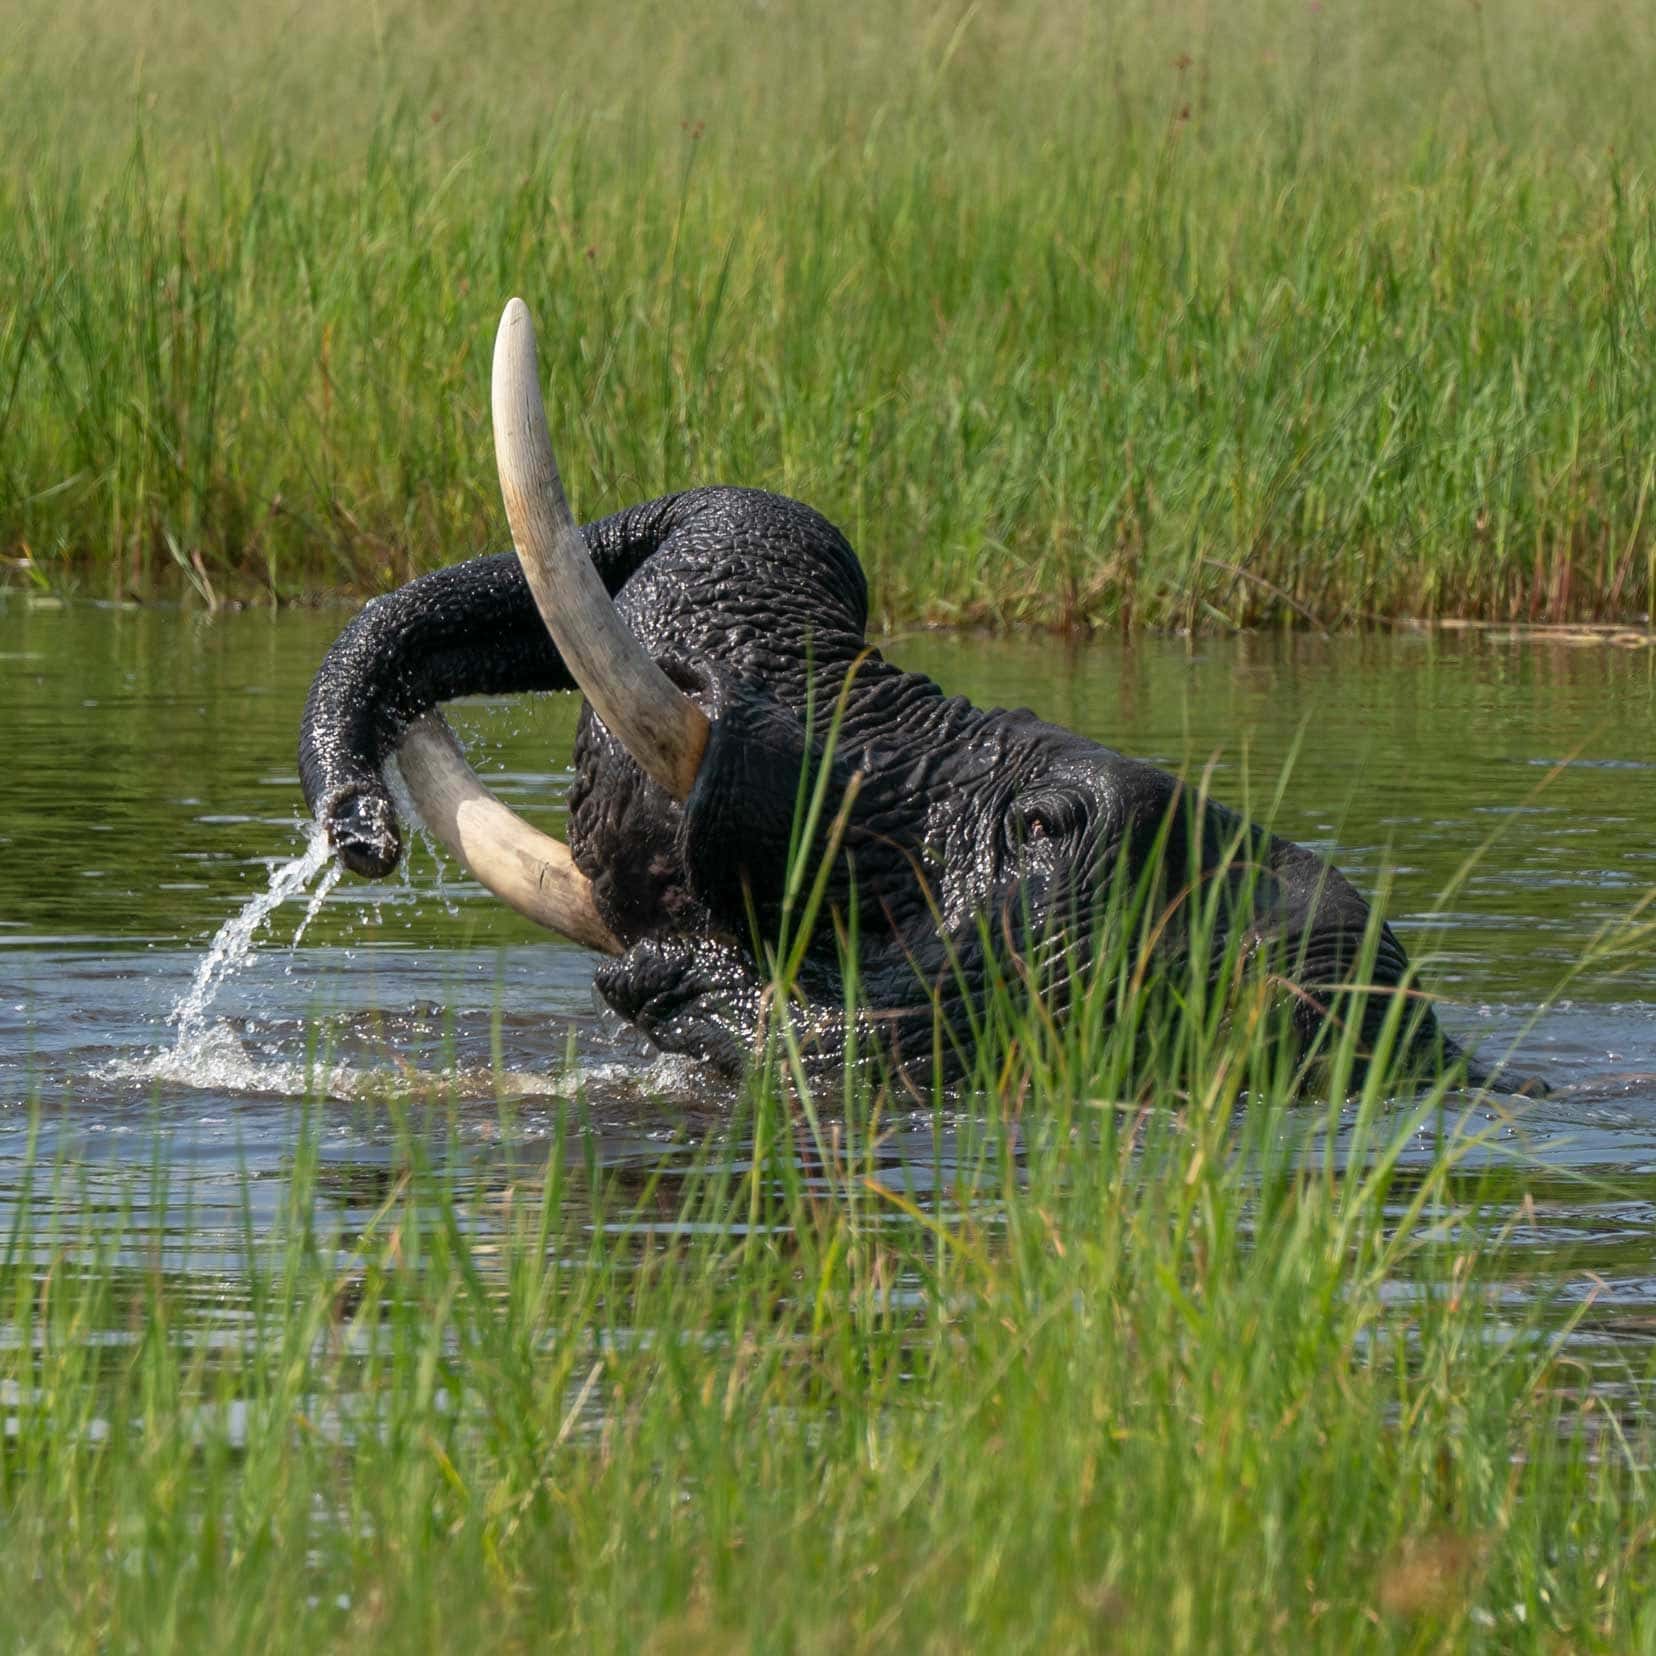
left=1018, top=806, right=1056, bottom=841
left=1008, top=789, right=1089, bottom=852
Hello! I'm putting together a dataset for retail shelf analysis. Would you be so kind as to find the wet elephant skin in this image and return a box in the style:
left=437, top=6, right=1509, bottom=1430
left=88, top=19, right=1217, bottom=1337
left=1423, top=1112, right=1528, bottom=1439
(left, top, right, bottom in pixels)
left=299, top=486, right=1473, bottom=1087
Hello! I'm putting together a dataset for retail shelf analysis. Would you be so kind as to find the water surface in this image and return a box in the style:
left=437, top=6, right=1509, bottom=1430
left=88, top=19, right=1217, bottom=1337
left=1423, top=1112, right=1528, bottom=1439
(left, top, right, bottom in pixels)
left=3, top=598, right=1654, bottom=1341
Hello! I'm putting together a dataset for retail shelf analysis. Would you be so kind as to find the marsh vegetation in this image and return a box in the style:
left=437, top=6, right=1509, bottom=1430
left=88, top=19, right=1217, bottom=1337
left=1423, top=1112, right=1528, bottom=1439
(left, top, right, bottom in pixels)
left=10, top=1053, right=1656, bottom=1650
left=4, top=0, right=1655, bottom=625
left=6, top=606, right=1656, bottom=1647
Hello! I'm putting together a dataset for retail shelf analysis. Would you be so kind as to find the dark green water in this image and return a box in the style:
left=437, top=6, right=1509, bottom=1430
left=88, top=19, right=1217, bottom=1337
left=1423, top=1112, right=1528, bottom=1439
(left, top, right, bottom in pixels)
left=2, top=596, right=1654, bottom=1332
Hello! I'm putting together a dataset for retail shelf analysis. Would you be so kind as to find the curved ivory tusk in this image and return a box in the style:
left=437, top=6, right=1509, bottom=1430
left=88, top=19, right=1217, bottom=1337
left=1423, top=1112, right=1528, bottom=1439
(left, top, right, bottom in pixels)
left=397, top=711, right=621, bottom=955
left=492, top=297, right=710, bottom=801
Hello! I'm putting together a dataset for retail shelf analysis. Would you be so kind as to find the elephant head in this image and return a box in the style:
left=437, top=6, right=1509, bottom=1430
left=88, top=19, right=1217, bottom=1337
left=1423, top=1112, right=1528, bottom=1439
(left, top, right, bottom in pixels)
left=298, top=302, right=1482, bottom=1090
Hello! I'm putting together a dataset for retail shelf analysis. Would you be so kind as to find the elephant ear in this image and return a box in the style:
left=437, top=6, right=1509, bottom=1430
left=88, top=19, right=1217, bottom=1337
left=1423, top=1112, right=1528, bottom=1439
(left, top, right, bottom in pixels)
left=658, top=653, right=857, bottom=938
left=490, top=298, right=711, bottom=802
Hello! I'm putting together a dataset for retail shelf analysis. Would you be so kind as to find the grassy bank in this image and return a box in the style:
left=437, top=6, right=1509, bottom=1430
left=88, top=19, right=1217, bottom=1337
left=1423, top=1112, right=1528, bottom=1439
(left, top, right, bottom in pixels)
left=7, top=852, right=1656, bottom=1650
left=7, top=1031, right=1655, bottom=1648
left=3, top=0, right=1655, bottom=626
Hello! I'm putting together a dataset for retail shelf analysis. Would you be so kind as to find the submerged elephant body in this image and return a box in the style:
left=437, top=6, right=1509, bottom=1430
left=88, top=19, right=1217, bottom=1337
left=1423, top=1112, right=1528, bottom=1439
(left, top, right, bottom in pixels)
left=300, top=483, right=1460, bottom=1087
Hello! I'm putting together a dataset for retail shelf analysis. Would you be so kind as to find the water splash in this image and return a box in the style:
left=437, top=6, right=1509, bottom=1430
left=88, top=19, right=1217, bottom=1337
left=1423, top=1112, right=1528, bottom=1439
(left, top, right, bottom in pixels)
left=385, top=752, right=461, bottom=916
left=105, top=823, right=362, bottom=1095
left=131, top=1018, right=358, bottom=1100
left=288, top=856, right=343, bottom=956
left=110, top=809, right=631, bottom=1104
left=170, top=824, right=333, bottom=1050
left=117, top=817, right=596, bottom=1102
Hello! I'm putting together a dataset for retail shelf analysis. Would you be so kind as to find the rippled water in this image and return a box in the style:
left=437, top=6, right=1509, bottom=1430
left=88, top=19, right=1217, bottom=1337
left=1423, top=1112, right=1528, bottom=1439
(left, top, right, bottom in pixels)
left=2, top=597, right=1654, bottom=1328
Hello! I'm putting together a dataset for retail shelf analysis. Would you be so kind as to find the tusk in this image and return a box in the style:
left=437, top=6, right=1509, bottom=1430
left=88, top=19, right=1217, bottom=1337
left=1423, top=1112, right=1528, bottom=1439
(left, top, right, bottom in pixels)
left=492, top=296, right=710, bottom=801
left=397, top=711, right=621, bottom=955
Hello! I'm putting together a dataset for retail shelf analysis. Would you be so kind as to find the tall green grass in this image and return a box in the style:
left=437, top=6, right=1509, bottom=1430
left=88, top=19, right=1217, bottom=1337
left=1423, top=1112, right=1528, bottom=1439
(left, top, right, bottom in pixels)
left=5, top=995, right=1652, bottom=1647
left=2, top=0, right=1654, bottom=625
left=7, top=788, right=1656, bottom=1649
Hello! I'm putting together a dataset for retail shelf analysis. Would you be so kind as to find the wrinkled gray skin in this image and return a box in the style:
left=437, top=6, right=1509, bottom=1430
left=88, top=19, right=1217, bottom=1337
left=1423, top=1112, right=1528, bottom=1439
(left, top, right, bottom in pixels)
left=300, top=487, right=1479, bottom=1087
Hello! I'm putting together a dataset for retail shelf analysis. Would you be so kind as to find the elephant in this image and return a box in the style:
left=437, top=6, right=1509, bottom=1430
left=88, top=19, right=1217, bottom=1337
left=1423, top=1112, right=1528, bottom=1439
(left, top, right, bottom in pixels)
left=298, top=301, right=1500, bottom=1094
